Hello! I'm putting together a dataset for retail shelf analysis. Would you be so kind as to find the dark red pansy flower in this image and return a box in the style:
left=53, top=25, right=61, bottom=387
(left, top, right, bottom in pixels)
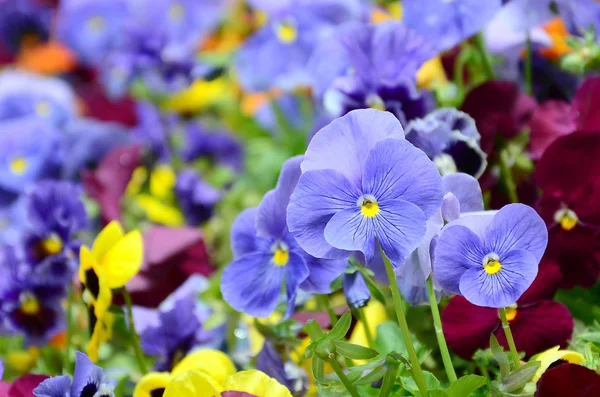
left=8, top=374, right=49, bottom=397
left=82, top=145, right=143, bottom=224
left=571, top=76, right=600, bottom=134
left=535, top=132, right=600, bottom=288
left=535, top=363, right=600, bottom=397
left=442, top=259, right=573, bottom=360
left=120, top=226, right=214, bottom=308
left=529, top=100, right=577, bottom=160
left=77, top=82, right=138, bottom=127
left=461, top=80, right=537, bottom=155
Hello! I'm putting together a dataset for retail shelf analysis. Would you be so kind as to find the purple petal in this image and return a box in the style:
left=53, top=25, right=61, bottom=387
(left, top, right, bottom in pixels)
left=257, top=156, right=303, bottom=239
left=362, top=139, right=442, bottom=219
left=299, top=254, right=347, bottom=294
left=459, top=249, right=538, bottom=308
left=33, top=375, right=71, bottom=397
left=441, top=173, right=484, bottom=222
left=434, top=225, right=486, bottom=294
left=324, top=207, right=375, bottom=261
left=374, top=199, right=427, bottom=266
left=343, top=271, right=371, bottom=309
left=285, top=253, right=309, bottom=318
left=221, top=252, right=287, bottom=318
left=287, top=169, right=361, bottom=259
left=301, top=109, right=404, bottom=186
left=446, top=210, right=496, bottom=239
left=70, top=352, right=110, bottom=397
left=230, top=208, right=259, bottom=258
left=484, top=204, right=548, bottom=262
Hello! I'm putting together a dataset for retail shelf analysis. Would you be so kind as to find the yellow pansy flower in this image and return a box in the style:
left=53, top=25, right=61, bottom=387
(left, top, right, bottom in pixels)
left=533, top=346, right=586, bottom=381
left=6, top=347, right=39, bottom=375
left=79, top=221, right=143, bottom=361
left=417, top=57, right=448, bottom=90
left=162, top=78, right=237, bottom=114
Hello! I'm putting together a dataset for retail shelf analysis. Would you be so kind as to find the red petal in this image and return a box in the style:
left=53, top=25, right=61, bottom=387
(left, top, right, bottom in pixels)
left=535, top=363, right=600, bottom=397
left=495, top=300, right=573, bottom=358
left=529, top=100, right=576, bottom=160
left=572, top=76, right=600, bottom=134
left=518, top=257, right=563, bottom=304
left=442, top=296, right=499, bottom=360
left=8, top=374, right=49, bottom=397
left=77, top=82, right=138, bottom=127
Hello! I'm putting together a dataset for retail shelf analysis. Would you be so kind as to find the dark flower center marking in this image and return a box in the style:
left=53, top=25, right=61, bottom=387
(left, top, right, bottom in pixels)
left=85, top=268, right=101, bottom=299
left=150, top=388, right=165, bottom=397
left=80, top=382, right=98, bottom=397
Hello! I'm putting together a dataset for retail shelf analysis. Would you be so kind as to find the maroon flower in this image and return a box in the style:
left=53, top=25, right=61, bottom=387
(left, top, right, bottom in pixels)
left=442, top=259, right=573, bottom=360
left=535, top=363, right=600, bottom=397
left=8, top=374, right=49, bottom=397
left=123, top=226, right=214, bottom=307
left=529, top=100, right=577, bottom=160
left=82, top=145, right=143, bottom=224
left=535, top=132, right=600, bottom=288
left=571, top=76, right=600, bottom=134
left=461, top=81, right=537, bottom=155
left=77, top=82, right=138, bottom=127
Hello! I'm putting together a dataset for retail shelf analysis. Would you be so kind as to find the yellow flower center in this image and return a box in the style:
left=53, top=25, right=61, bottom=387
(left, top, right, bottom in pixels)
left=360, top=197, right=380, bottom=218
left=505, top=306, right=518, bottom=322
left=35, top=101, right=50, bottom=117
left=555, top=208, right=578, bottom=231
left=87, top=16, right=105, bottom=32
left=169, top=3, right=185, bottom=21
left=9, top=157, right=28, bottom=175
left=275, top=22, right=298, bottom=44
left=484, top=257, right=502, bottom=275
left=20, top=293, right=40, bottom=315
left=38, top=235, right=63, bottom=257
left=273, top=248, right=289, bottom=267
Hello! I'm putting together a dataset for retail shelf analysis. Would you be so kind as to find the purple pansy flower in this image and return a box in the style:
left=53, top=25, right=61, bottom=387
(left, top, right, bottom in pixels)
left=343, top=271, right=371, bottom=309
left=130, top=102, right=176, bottom=162
left=403, top=0, right=502, bottom=52
left=287, top=109, right=443, bottom=268
left=181, top=122, right=244, bottom=172
left=175, top=170, right=221, bottom=226
left=33, top=351, right=114, bottom=397
left=406, top=108, right=487, bottom=178
left=557, top=0, right=600, bottom=36
left=434, top=203, right=548, bottom=308
left=0, top=0, right=53, bottom=55
left=235, top=0, right=368, bottom=92
left=309, top=22, right=436, bottom=126
left=221, top=156, right=347, bottom=318
left=256, top=340, right=308, bottom=396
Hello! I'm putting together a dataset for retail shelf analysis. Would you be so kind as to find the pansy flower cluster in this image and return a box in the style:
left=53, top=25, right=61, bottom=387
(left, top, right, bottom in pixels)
left=1, top=1, right=600, bottom=397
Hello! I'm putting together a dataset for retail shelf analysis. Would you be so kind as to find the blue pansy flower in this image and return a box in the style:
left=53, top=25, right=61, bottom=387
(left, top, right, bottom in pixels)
left=287, top=109, right=443, bottom=267
left=175, top=170, right=221, bottom=226
left=0, top=70, right=77, bottom=127
left=308, top=21, right=436, bottom=126
left=0, top=0, right=53, bottom=55
left=255, top=340, right=308, bottom=395
left=130, top=102, right=176, bottom=161
left=0, top=197, right=29, bottom=246
left=33, top=351, right=114, bottom=397
left=406, top=108, right=487, bottom=178
left=557, top=0, right=600, bottom=36
left=0, top=118, right=63, bottom=196
left=434, top=203, right=548, bottom=308
left=402, top=0, right=502, bottom=52
left=343, top=271, right=371, bottom=309
left=181, top=122, right=244, bottom=172
left=235, top=0, right=368, bottom=92
left=221, top=156, right=347, bottom=318
left=255, top=94, right=307, bottom=134
left=61, top=119, right=131, bottom=179
left=56, top=0, right=129, bottom=65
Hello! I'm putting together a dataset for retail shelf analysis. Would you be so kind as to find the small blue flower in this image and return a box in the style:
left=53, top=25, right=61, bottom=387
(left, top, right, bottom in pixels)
left=0, top=70, right=76, bottom=127
left=343, top=271, right=370, bottom=309
left=434, top=203, right=548, bottom=308
left=0, top=0, right=53, bottom=55
left=181, top=122, right=244, bottom=172
left=33, top=351, right=114, bottom=397
left=175, top=170, right=221, bottom=226
left=235, top=0, right=368, bottom=92
left=287, top=109, right=443, bottom=267
left=221, top=156, right=347, bottom=318
left=130, top=102, right=176, bottom=161
left=309, top=21, right=436, bottom=125
left=403, top=0, right=502, bottom=52
left=406, top=108, right=487, bottom=178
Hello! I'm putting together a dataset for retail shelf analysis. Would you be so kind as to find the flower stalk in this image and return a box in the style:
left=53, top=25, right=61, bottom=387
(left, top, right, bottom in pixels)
left=123, top=288, right=148, bottom=374
left=329, top=357, right=361, bottom=397
left=499, top=307, right=521, bottom=369
left=426, top=277, right=457, bottom=383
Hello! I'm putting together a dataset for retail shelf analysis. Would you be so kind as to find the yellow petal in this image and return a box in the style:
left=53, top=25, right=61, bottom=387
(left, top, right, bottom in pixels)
left=417, top=57, right=448, bottom=90
left=87, top=313, right=115, bottom=363
left=171, top=349, right=236, bottom=384
left=92, top=221, right=125, bottom=261
left=134, top=372, right=172, bottom=397
left=79, top=245, right=95, bottom=283
left=533, top=346, right=586, bottom=381
left=94, top=266, right=113, bottom=321
left=150, top=165, right=177, bottom=199
left=222, top=370, right=292, bottom=397
left=135, top=195, right=185, bottom=227
left=101, top=230, right=144, bottom=289
left=164, top=370, right=223, bottom=397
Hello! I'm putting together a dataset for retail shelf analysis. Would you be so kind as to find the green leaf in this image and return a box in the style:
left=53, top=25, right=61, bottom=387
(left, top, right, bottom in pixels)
left=329, top=311, right=352, bottom=340
left=446, top=375, right=487, bottom=397
left=378, top=354, right=401, bottom=397
left=333, top=340, right=379, bottom=360
left=403, top=371, right=441, bottom=396
left=348, top=358, right=386, bottom=372
left=108, top=305, right=125, bottom=316
left=312, top=356, right=326, bottom=384
left=376, top=322, right=408, bottom=357
left=490, top=335, right=510, bottom=380
left=304, top=319, right=325, bottom=342
left=500, top=361, right=540, bottom=393
left=355, top=364, right=386, bottom=386
left=358, top=266, right=387, bottom=304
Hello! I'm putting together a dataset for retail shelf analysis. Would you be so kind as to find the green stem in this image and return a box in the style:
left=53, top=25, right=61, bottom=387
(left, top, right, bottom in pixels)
left=498, top=308, right=521, bottom=370
left=382, top=250, right=429, bottom=396
left=473, top=33, right=495, bottom=80
left=524, top=33, right=533, bottom=95
left=500, top=150, right=519, bottom=203
left=329, top=358, right=361, bottom=397
left=64, top=284, right=75, bottom=371
left=357, top=307, right=375, bottom=348
left=123, top=288, right=148, bottom=374
left=318, top=294, right=338, bottom=326
left=426, top=278, right=457, bottom=383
